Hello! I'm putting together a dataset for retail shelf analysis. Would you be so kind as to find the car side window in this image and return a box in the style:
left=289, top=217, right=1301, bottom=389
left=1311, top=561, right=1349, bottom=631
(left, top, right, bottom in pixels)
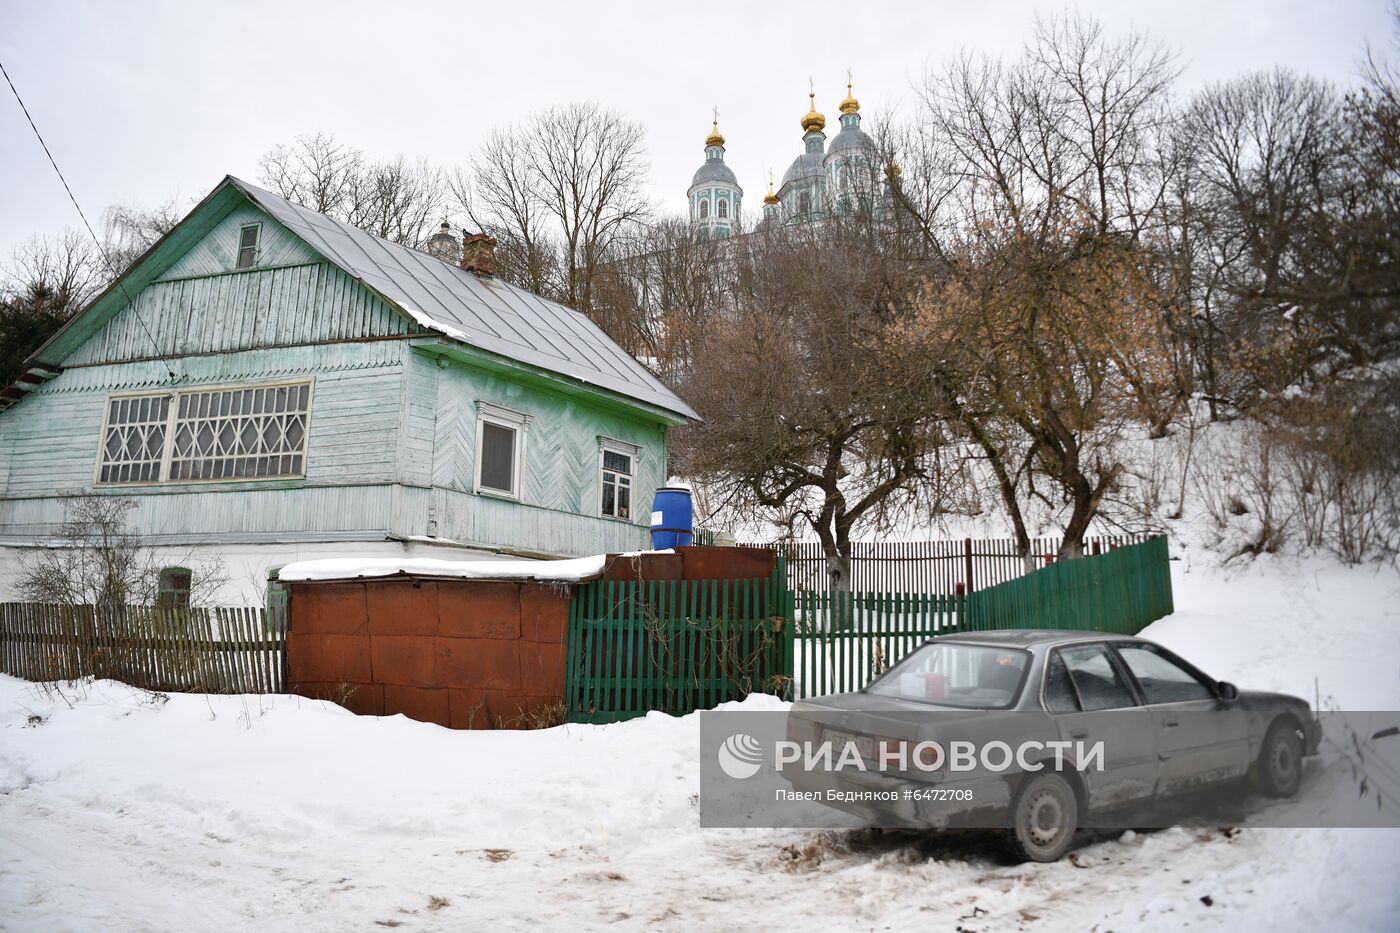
left=1116, top=645, right=1214, bottom=705
left=1044, top=650, right=1080, bottom=713
left=1058, top=643, right=1138, bottom=711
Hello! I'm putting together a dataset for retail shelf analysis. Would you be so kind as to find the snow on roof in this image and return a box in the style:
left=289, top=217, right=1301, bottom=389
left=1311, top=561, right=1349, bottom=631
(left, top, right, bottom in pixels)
left=277, top=549, right=674, bottom=584
left=277, top=555, right=607, bottom=584
left=226, top=177, right=698, bottom=423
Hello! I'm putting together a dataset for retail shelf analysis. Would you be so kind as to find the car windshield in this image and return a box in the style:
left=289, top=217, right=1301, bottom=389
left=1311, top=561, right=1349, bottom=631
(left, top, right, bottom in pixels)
left=866, top=642, right=1031, bottom=709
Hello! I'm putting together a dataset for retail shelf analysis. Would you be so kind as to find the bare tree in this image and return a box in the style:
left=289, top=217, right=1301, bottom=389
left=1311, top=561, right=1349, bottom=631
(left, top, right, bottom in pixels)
left=673, top=221, right=948, bottom=588
left=888, top=11, right=1186, bottom=555
left=258, top=133, right=447, bottom=248
left=258, top=132, right=363, bottom=216
left=452, top=129, right=560, bottom=296
left=905, top=222, right=1178, bottom=559
left=589, top=217, right=731, bottom=381
left=0, top=231, right=104, bottom=386
left=346, top=155, right=448, bottom=248
left=456, top=102, right=652, bottom=316
left=102, top=198, right=185, bottom=272
left=17, top=495, right=226, bottom=609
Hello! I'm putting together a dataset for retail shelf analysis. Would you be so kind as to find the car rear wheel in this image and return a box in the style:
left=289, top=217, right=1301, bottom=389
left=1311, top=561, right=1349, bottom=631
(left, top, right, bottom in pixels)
left=1255, top=719, right=1303, bottom=798
left=1007, top=773, right=1079, bottom=863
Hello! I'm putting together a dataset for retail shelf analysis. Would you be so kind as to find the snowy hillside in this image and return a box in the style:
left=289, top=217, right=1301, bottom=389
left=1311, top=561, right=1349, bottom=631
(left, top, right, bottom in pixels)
left=1, top=548, right=1398, bottom=932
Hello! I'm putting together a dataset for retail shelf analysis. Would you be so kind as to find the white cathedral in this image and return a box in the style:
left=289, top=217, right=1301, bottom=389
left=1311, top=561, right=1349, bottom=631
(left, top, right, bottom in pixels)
left=686, top=79, right=885, bottom=236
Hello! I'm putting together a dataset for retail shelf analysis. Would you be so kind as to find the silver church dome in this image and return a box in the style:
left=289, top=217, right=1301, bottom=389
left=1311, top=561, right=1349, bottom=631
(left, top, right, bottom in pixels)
left=691, top=159, right=739, bottom=187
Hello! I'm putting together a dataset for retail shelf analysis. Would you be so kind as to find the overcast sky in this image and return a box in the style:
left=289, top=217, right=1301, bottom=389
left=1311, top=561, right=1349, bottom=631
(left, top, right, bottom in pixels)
left=0, top=0, right=1393, bottom=258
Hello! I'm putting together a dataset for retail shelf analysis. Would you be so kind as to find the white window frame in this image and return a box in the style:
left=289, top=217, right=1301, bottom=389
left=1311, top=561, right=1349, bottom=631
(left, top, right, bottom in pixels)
left=93, top=379, right=314, bottom=487
left=598, top=437, right=640, bottom=521
left=236, top=222, right=261, bottom=270
left=474, top=401, right=530, bottom=500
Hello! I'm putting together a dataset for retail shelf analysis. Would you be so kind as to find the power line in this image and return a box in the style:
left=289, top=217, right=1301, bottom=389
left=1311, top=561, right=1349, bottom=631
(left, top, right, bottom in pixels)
left=0, top=57, right=176, bottom=379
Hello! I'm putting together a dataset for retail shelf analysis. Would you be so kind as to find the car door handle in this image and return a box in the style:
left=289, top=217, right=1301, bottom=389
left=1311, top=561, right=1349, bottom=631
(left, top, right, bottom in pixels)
left=1069, top=730, right=1090, bottom=740
left=1163, top=721, right=1180, bottom=728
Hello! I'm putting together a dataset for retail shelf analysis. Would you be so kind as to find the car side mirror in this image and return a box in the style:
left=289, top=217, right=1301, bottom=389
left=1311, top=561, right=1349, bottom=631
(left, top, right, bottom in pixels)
left=1217, top=681, right=1239, bottom=701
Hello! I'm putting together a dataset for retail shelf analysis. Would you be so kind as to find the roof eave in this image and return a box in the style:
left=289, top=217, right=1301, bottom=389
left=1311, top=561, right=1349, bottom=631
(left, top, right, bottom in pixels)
left=409, top=336, right=698, bottom=426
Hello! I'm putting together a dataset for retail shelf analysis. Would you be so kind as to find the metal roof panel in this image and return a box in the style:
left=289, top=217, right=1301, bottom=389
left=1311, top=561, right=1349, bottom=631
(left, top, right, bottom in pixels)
left=228, top=177, right=697, bottom=421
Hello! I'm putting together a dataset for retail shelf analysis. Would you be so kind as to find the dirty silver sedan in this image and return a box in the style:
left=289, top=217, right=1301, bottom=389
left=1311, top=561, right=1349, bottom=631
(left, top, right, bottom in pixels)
left=784, top=631, right=1320, bottom=861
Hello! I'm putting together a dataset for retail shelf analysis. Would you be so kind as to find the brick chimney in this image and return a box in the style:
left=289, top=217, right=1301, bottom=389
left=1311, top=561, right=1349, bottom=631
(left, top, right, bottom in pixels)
left=460, top=231, right=498, bottom=277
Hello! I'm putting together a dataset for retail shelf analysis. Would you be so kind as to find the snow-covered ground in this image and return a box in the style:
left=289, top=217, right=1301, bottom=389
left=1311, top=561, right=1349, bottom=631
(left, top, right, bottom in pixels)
left=1, top=546, right=1398, bottom=932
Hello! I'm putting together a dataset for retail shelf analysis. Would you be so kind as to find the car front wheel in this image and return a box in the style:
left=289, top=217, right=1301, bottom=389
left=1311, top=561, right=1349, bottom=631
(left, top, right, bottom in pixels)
left=1007, top=772, right=1079, bottom=862
left=1255, top=719, right=1303, bottom=798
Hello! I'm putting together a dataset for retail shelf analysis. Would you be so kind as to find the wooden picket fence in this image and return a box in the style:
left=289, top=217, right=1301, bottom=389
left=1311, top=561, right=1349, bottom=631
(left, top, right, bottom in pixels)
left=791, top=591, right=961, bottom=698
left=745, top=534, right=1151, bottom=593
left=564, top=567, right=793, bottom=723
left=0, top=603, right=287, bottom=694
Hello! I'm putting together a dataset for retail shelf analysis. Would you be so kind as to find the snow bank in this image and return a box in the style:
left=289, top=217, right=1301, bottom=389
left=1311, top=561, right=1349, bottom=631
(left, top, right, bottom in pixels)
left=277, top=549, right=673, bottom=584
left=2, top=668, right=1397, bottom=930
left=2, top=531, right=1397, bottom=929
left=1144, top=543, right=1400, bottom=709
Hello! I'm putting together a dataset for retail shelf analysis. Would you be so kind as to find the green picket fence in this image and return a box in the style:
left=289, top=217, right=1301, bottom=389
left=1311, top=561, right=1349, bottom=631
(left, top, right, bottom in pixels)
left=564, top=566, right=793, bottom=723
left=962, top=535, right=1173, bottom=635
left=564, top=537, right=1173, bottom=718
left=791, top=591, right=961, bottom=699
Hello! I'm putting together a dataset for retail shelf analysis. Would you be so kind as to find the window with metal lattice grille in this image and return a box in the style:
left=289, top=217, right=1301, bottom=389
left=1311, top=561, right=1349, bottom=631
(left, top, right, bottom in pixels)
left=96, top=382, right=311, bottom=485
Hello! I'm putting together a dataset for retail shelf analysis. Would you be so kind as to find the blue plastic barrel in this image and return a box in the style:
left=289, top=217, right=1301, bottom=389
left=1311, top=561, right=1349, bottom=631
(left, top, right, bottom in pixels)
left=650, top=487, right=694, bottom=549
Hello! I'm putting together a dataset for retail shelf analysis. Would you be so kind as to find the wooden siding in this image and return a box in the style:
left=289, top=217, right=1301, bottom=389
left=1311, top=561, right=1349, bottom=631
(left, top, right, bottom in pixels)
left=424, top=353, right=666, bottom=522
left=0, top=339, right=665, bottom=556
left=399, top=350, right=438, bottom=488
left=400, top=486, right=651, bottom=555
left=0, top=191, right=674, bottom=559
left=0, top=485, right=396, bottom=541
left=65, top=261, right=421, bottom=367
left=0, top=343, right=406, bottom=499
left=157, top=204, right=320, bottom=280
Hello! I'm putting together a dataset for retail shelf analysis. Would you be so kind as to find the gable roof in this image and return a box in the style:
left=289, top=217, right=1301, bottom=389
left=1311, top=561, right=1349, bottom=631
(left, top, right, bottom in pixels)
left=17, top=176, right=697, bottom=423
left=226, top=178, right=696, bottom=422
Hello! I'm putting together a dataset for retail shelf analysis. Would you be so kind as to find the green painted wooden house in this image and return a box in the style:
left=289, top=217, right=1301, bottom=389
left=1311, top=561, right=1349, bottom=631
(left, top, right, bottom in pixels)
left=0, top=176, right=697, bottom=603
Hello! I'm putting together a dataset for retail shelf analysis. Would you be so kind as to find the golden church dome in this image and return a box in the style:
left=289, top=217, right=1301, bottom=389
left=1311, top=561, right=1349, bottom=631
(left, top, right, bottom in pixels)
left=705, top=115, right=725, bottom=148
left=763, top=171, right=780, bottom=205
left=800, top=91, right=826, bottom=133
left=839, top=78, right=859, bottom=115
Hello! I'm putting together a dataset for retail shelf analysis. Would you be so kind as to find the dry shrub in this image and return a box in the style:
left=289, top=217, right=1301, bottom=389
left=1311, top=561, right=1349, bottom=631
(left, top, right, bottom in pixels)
left=501, top=700, right=568, bottom=730
left=1269, top=378, right=1399, bottom=563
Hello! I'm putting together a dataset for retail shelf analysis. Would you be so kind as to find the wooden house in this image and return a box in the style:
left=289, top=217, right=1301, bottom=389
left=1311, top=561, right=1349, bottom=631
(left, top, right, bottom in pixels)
left=0, top=176, right=697, bottom=603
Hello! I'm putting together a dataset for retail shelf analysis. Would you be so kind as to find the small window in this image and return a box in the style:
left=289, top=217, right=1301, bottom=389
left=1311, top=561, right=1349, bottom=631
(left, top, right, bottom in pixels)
left=798, top=191, right=812, bottom=215
left=1059, top=643, right=1138, bottom=711
left=157, top=567, right=191, bottom=611
left=600, top=441, right=635, bottom=520
left=699, top=200, right=709, bottom=219
left=236, top=224, right=260, bottom=270
left=1115, top=645, right=1214, bottom=705
left=476, top=403, right=529, bottom=498
left=717, top=199, right=728, bottom=219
